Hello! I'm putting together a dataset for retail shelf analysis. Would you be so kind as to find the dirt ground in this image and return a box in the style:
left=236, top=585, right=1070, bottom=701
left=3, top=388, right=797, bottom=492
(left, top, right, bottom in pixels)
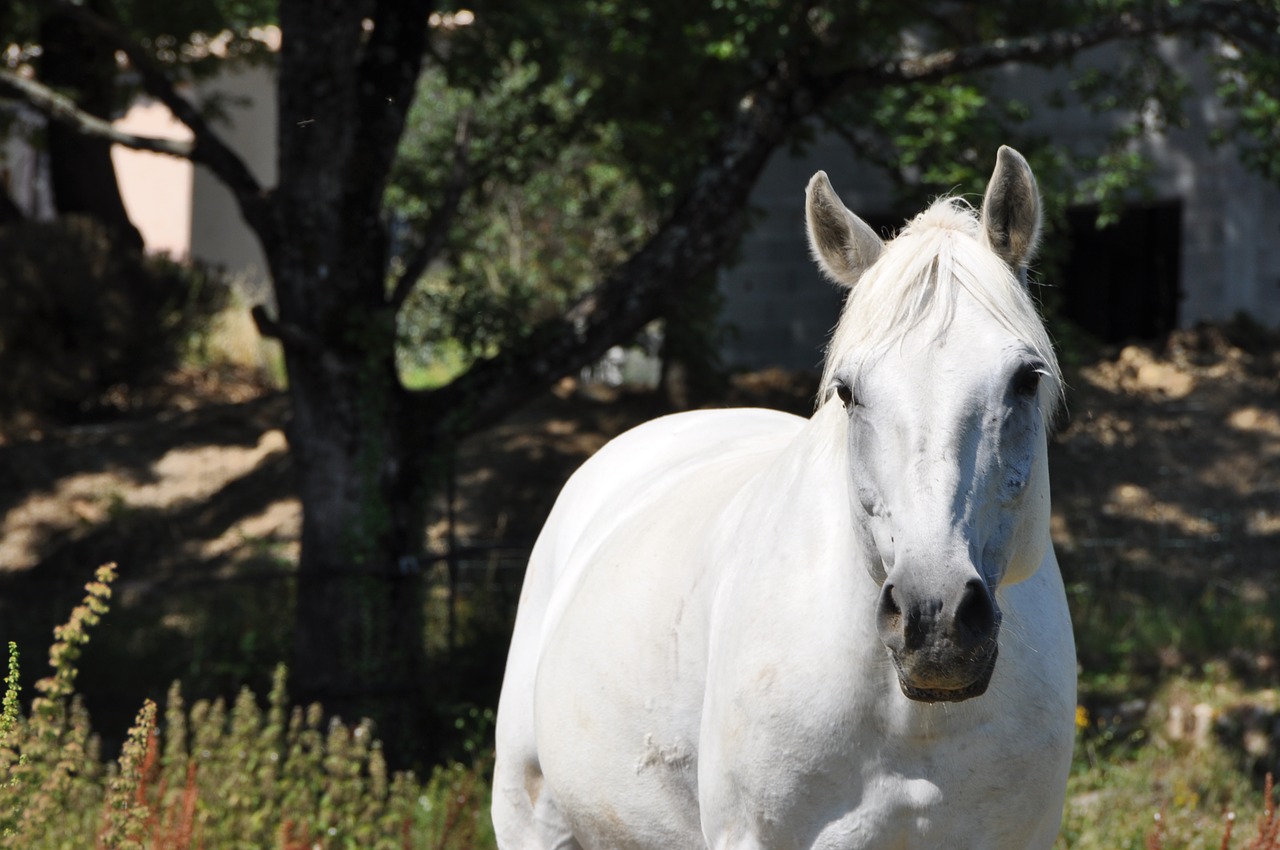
left=2, top=325, right=1278, bottom=712
left=1052, top=325, right=1280, bottom=587
left=1048, top=325, right=1280, bottom=687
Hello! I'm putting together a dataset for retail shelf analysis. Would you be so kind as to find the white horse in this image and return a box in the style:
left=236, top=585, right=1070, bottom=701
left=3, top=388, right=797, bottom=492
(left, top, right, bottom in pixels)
left=492, top=147, right=1077, bottom=850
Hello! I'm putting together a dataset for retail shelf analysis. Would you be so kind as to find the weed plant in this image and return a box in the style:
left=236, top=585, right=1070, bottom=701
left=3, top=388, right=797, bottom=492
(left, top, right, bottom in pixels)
left=0, top=564, right=495, bottom=849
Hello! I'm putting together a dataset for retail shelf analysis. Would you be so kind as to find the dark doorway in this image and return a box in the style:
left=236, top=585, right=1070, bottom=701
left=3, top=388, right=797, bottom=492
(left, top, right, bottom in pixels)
left=1060, top=201, right=1182, bottom=343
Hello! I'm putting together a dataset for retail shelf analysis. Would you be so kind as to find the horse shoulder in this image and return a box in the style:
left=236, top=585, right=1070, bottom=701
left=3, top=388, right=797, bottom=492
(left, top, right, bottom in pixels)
left=500, top=408, right=805, bottom=848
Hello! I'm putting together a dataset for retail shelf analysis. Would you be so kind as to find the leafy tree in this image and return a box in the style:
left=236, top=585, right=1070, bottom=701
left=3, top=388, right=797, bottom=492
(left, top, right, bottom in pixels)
left=4, top=0, right=1279, bottom=758
left=0, top=1, right=274, bottom=240
left=388, top=62, right=657, bottom=379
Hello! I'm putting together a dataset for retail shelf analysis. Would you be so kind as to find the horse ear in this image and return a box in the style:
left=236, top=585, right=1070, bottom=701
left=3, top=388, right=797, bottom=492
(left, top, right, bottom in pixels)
left=981, top=146, right=1042, bottom=271
left=806, top=171, right=884, bottom=288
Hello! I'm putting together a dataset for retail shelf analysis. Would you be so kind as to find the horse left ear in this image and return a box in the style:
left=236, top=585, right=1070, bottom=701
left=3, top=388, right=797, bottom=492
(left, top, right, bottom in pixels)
left=982, top=146, right=1042, bottom=271
left=806, top=171, right=884, bottom=288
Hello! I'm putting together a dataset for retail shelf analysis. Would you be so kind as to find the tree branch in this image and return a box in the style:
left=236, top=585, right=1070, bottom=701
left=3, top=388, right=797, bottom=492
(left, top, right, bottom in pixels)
left=0, top=68, right=195, bottom=158
left=387, top=109, right=472, bottom=311
left=416, top=78, right=800, bottom=436
left=251, top=304, right=324, bottom=354
left=841, top=0, right=1279, bottom=89
left=54, top=0, right=271, bottom=231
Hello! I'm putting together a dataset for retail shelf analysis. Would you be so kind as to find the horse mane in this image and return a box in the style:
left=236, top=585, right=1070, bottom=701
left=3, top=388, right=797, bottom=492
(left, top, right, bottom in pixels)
left=819, top=197, right=1064, bottom=422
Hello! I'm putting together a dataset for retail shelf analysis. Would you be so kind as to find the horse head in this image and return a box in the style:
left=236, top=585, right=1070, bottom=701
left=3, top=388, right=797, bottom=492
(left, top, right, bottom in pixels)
left=807, top=147, right=1062, bottom=703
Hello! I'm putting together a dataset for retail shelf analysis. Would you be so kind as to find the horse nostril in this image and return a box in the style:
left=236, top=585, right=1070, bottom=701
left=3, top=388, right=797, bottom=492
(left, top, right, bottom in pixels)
left=955, top=578, right=998, bottom=647
left=876, top=583, right=903, bottom=648
left=881, top=583, right=900, bottom=613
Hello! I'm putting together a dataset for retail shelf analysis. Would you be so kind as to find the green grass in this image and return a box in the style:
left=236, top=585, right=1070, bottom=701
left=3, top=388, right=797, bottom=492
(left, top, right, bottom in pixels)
left=1062, top=568, right=1280, bottom=848
left=1059, top=744, right=1256, bottom=849
left=1067, top=574, right=1278, bottom=704
left=1059, top=678, right=1278, bottom=849
left=398, top=342, right=469, bottom=391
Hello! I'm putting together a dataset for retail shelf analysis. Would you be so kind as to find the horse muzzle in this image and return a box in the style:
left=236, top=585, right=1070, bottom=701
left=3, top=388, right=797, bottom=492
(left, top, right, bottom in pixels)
left=876, top=573, right=1002, bottom=704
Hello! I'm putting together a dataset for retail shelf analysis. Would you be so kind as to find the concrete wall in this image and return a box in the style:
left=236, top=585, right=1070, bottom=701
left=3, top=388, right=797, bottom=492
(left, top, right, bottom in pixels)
left=112, top=100, right=194, bottom=257
left=188, top=64, right=278, bottom=300
left=1, top=109, right=55, bottom=220
left=718, top=136, right=895, bottom=371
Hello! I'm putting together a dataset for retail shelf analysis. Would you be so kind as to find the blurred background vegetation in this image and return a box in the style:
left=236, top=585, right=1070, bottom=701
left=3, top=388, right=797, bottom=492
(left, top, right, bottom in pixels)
left=3, top=0, right=1280, bottom=846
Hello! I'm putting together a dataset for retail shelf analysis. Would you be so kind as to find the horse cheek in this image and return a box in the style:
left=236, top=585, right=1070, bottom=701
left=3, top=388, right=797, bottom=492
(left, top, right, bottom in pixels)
left=997, top=453, right=1051, bottom=586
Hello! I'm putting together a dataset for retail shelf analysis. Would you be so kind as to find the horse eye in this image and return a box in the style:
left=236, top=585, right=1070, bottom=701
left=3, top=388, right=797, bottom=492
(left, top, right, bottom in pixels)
left=1012, top=363, right=1042, bottom=398
left=835, top=382, right=854, bottom=407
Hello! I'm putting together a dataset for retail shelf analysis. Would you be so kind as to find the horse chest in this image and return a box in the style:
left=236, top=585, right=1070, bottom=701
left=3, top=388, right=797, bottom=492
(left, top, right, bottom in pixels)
left=699, top=684, right=1069, bottom=850
left=697, top=579, right=1074, bottom=850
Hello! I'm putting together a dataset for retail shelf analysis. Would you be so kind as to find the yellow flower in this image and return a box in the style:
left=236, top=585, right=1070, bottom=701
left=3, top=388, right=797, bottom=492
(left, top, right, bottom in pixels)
left=1075, top=705, right=1089, bottom=729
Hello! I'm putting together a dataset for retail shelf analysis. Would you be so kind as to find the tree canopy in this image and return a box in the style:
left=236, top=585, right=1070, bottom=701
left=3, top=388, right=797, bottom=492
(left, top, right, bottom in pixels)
left=4, top=0, right=1280, bottom=758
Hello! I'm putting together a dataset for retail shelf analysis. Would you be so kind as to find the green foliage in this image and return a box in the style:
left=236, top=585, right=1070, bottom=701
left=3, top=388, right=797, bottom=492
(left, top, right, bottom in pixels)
left=1057, top=42, right=1192, bottom=227
left=1, top=646, right=17, bottom=742
left=0, top=565, right=497, bottom=849
left=97, top=699, right=158, bottom=850
left=826, top=80, right=1041, bottom=202
left=1, top=644, right=21, bottom=838
left=3, top=0, right=278, bottom=80
left=662, top=275, right=730, bottom=406
left=391, top=61, right=656, bottom=372
left=17, top=563, right=1279, bottom=850
left=1214, top=42, right=1280, bottom=184
left=548, top=0, right=801, bottom=196
left=1068, top=577, right=1279, bottom=703
left=420, top=760, right=495, bottom=849
left=384, top=0, right=1280, bottom=392
left=399, top=340, right=469, bottom=391
left=1, top=566, right=114, bottom=842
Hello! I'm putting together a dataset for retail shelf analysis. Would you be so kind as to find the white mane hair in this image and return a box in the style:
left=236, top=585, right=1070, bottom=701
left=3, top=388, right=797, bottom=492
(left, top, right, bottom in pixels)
left=819, top=197, right=1064, bottom=423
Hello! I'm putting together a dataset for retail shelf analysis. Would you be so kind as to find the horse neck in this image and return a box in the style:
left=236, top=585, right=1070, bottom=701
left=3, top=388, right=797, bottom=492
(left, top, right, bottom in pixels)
left=729, top=403, right=882, bottom=604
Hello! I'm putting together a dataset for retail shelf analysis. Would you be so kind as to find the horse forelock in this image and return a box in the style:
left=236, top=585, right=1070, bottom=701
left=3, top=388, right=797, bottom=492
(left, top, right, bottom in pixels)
left=819, top=197, right=1063, bottom=423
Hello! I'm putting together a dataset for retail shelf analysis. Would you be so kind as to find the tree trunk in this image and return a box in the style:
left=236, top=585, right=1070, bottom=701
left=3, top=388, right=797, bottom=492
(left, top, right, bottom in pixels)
left=0, top=186, right=23, bottom=224
left=258, top=9, right=797, bottom=758
left=263, top=0, right=430, bottom=754
left=39, top=4, right=144, bottom=253
left=279, top=307, right=430, bottom=748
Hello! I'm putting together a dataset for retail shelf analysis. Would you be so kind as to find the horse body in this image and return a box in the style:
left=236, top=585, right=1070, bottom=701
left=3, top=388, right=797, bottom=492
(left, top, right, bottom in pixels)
left=493, top=147, right=1077, bottom=849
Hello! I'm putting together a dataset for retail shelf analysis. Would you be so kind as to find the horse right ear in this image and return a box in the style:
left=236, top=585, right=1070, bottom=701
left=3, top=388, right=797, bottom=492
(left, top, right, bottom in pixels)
left=806, top=171, right=884, bottom=288
left=981, top=146, right=1042, bottom=271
